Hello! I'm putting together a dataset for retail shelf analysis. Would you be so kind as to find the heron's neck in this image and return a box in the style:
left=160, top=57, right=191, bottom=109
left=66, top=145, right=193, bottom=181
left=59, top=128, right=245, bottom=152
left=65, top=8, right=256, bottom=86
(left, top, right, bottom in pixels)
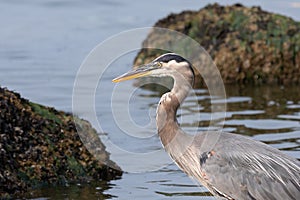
left=170, top=75, right=193, bottom=104
left=156, top=68, right=194, bottom=147
left=171, top=63, right=194, bottom=103
left=157, top=103, right=181, bottom=148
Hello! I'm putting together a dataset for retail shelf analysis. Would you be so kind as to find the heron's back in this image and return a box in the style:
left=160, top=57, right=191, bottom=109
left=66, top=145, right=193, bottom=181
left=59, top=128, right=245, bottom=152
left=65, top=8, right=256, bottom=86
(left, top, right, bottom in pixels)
left=171, top=131, right=300, bottom=199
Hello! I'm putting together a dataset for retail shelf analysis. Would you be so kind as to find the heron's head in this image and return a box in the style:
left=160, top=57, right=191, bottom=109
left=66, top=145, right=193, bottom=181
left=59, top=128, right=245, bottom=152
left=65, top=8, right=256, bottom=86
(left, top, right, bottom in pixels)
left=112, top=53, right=194, bottom=83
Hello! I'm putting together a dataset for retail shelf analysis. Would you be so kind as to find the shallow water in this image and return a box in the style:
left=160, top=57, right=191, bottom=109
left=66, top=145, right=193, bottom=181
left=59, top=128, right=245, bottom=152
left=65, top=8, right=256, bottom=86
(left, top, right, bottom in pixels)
left=1, top=0, right=300, bottom=199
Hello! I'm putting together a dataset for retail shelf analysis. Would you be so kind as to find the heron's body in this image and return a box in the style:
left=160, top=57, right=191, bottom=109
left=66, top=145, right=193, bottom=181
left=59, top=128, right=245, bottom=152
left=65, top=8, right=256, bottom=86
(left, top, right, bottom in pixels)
left=159, top=123, right=300, bottom=199
left=113, top=53, right=300, bottom=199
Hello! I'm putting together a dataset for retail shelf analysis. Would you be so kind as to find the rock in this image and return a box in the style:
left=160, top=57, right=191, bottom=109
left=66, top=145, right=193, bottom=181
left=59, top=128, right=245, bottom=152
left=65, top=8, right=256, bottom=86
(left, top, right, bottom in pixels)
left=0, top=87, right=122, bottom=198
left=134, top=3, right=300, bottom=85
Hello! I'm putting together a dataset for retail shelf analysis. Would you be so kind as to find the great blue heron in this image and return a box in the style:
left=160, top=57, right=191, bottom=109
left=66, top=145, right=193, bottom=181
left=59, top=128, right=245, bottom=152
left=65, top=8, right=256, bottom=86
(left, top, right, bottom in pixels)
left=112, top=53, right=300, bottom=199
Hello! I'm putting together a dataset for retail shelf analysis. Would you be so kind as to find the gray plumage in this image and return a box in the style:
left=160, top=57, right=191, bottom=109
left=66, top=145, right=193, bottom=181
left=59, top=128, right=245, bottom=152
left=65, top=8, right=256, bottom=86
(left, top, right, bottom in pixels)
left=113, top=53, right=300, bottom=199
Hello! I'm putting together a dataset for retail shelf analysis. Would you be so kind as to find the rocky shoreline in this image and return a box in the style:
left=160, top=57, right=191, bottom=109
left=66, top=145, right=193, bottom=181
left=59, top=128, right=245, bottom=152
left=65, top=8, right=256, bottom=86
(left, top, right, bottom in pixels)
left=0, top=87, right=122, bottom=198
left=134, top=3, right=300, bottom=85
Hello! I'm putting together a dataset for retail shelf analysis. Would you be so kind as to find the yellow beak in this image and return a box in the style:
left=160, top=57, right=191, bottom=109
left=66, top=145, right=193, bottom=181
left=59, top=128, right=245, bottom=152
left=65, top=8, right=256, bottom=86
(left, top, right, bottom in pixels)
left=112, top=63, right=159, bottom=83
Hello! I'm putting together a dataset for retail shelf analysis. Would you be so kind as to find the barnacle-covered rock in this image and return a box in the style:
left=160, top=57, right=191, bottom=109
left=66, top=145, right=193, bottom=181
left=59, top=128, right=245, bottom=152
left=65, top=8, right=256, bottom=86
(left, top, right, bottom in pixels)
left=134, top=3, right=300, bottom=85
left=0, top=87, right=122, bottom=198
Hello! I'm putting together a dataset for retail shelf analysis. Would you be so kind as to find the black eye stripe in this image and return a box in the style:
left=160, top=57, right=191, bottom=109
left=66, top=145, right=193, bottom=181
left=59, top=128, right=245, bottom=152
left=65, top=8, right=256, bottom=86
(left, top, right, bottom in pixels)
left=152, top=53, right=195, bottom=79
left=154, top=53, right=187, bottom=63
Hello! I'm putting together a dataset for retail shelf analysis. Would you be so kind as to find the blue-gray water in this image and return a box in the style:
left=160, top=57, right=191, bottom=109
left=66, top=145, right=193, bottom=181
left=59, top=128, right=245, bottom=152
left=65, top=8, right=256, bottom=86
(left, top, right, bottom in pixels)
left=1, top=0, right=300, bottom=199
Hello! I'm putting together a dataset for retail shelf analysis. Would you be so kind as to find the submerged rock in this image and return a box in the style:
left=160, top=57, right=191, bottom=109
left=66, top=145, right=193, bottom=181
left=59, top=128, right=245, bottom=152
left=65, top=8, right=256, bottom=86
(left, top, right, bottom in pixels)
left=134, top=3, right=300, bottom=85
left=0, top=87, right=122, bottom=198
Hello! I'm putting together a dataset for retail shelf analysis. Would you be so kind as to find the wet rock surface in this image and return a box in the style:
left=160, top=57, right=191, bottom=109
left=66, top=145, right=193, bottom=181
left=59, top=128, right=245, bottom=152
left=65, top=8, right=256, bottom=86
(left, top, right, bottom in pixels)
left=0, top=87, right=122, bottom=198
left=134, top=3, right=300, bottom=85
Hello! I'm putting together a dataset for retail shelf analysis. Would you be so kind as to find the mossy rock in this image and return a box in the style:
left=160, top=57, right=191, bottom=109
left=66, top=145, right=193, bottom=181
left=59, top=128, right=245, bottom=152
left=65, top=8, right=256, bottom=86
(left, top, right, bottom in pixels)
left=0, top=87, right=122, bottom=198
left=134, top=3, right=300, bottom=85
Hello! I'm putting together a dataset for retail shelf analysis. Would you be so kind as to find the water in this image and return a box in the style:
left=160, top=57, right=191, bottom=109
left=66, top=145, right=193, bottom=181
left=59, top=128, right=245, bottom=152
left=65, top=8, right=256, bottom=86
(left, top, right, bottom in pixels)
left=1, top=0, right=300, bottom=199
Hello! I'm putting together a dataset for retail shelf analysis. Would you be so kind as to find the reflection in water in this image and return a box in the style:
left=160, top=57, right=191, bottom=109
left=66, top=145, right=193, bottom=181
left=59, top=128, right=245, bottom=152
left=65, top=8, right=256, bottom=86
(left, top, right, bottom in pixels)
left=221, top=85, right=300, bottom=159
left=25, top=181, right=115, bottom=200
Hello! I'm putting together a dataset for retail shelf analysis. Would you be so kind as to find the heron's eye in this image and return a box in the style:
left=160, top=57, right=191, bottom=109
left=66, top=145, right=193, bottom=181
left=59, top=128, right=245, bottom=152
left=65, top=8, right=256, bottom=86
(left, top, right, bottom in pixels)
left=157, top=62, right=163, bottom=67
